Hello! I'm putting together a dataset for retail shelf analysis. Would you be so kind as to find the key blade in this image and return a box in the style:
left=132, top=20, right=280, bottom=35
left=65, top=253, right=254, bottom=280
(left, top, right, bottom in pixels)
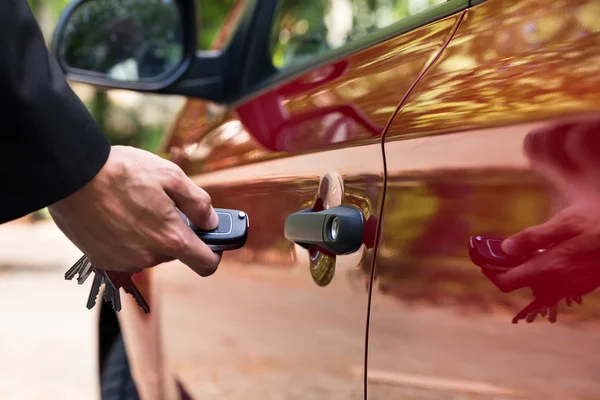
left=77, top=259, right=93, bottom=285
left=548, top=304, right=558, bottom=323
left=512, top=299, right=542, bottom=324
left=86, top=273, right=103, bottom=310
left=113, top=288, right=122, bottom=312
left=124, top=278, right=150, bottom=314
left=65, top=255, right=87, bottom=280
left=103, top=282, right=112, bottom=303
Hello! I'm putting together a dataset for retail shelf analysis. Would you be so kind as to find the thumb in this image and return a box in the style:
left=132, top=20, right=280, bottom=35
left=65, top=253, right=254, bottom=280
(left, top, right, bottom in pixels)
left=501, top=208, right=580, bottom=256
left=163, top=172, right=218, bottom=231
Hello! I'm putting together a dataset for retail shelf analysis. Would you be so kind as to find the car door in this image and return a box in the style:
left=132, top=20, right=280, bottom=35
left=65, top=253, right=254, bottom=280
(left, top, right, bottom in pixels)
left=368, top=0, right=600, bottom=399
left=153, top=1, right=467, bottom=398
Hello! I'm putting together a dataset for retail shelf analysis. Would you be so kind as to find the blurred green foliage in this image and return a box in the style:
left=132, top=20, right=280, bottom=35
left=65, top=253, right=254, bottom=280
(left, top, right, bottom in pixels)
left=271, top=0, right=447, bottom=68
left=196, top=0, right=238, bottom=50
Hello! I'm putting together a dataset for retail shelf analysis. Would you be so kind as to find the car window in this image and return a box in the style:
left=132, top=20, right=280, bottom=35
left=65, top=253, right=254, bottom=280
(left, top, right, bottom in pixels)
left=270, top=0, right=449, bottom=69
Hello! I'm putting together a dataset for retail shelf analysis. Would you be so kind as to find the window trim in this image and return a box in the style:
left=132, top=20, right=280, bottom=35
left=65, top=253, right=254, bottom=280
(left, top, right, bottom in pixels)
left=232, top=0, right=469, bottom=106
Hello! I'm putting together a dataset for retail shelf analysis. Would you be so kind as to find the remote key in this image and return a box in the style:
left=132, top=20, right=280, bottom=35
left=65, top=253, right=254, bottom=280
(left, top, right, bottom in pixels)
left=66, top=208, right=250, bottom=315
left=178, top=208, right=249, bottom=251
left=468, top=236, right=527, bottom=271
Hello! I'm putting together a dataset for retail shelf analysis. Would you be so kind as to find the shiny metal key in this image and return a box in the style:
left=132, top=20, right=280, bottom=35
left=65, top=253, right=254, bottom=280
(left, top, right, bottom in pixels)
left=100, top=270, right=120, bottom=312
left=112, top=286, right=122, bottom=312
left=94, top=267, right=125, bottom=312
left=65, top=254, right=87, bottom=281
left=86, top=273, right=104, bottom=310
left=106, top=273, right=122, bottom=312
left=77, top=259, right=93, bottom=285
left=123, top=277, right=150, bottom=314
left=102, top=280, right=111, bottom=303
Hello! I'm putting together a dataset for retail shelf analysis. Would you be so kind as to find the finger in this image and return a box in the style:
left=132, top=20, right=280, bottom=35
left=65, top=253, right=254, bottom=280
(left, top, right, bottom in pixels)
left=497, top=232, right=597, bottom=294
left=501, top=208, right=580, bottom=256
left=163, top=169, right=218, bottom=231
left=175, top=230, right=223, bottom=277
left=161, top=211, right=222, bottom=277
left=480, top=265, right=511, bottom=292
left=490, top=251, right=562, bottom=293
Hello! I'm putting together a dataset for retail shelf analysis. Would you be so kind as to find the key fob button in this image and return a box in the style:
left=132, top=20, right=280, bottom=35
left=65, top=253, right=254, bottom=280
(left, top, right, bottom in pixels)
left=486, top=238, right=505, bottom=258
left=216, top=212, right=233, bottom=234
left=469, top=235, right=527, bottom=269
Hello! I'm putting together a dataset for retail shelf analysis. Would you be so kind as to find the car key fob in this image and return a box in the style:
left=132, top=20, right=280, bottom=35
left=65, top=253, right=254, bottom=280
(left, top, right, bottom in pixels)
left=178, top=208, right=249, bottom=251
left=469, top=236, right=527, bottom=271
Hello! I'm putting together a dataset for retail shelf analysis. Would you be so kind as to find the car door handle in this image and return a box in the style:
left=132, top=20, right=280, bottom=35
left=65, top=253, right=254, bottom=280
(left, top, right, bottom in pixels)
left=284, top=205, right=364, bottom=255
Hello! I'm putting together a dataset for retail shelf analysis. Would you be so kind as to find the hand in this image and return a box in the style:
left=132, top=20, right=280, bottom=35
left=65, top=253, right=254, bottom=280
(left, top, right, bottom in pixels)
left=48, top=146, right=221, bottom=277
left=483, top=116, right=600, bottom=302
left=490, top=202, right=600, bottom=301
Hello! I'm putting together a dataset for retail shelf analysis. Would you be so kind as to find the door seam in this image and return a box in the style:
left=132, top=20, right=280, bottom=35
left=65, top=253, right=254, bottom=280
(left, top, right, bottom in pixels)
left=362, top=9, right=468, bottom=400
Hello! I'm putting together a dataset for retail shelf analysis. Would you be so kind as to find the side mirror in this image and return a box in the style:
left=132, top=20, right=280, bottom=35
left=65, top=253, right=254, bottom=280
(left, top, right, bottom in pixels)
left=52, top=0, right=197, bottom=92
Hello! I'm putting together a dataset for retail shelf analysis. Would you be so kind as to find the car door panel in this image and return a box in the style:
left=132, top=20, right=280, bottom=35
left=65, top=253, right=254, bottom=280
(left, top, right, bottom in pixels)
left=369, top=0, right=600, bottom=399
left=151, top=8, right=465, bottom=399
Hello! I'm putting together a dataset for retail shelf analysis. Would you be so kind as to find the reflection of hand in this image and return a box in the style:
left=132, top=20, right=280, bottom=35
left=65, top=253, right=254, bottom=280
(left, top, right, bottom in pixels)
left=48, top=146, right=221, bottom=277
left=492, top=201, right=600, bottom=299
left=484, top=117, right=600, bottom=316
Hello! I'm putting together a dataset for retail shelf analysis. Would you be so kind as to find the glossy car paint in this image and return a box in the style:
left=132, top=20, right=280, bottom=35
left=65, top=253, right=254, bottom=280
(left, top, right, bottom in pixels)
left=117, top=8, right=463, bottom=399
left=112, top=0, right=600, bottom=399
left=369, top=0, right=600, bottom=399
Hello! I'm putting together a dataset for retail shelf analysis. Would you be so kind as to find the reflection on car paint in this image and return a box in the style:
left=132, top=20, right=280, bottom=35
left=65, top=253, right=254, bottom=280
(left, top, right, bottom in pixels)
left=168, top=15, right=460, bottom=176
left=151, top=11, right=462, bottom=398
left=368, top=1, right=600, bottom=399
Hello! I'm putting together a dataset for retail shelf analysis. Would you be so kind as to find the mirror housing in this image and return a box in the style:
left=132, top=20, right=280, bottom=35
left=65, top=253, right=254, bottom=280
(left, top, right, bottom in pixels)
left=52, top=0, right=226, bottom=101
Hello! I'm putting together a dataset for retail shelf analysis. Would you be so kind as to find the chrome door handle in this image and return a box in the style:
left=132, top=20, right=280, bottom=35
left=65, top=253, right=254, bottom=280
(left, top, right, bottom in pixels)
left=284, top=205, right=364, bottom=255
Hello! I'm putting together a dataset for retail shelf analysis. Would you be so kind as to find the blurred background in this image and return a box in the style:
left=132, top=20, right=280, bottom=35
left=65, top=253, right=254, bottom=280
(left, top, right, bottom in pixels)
left=0, top=1, right=235, bottom=398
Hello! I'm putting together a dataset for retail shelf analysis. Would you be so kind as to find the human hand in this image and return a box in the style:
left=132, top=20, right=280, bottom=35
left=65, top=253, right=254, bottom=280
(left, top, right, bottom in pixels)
left=482, top=116, right=600, bottom=317
left=48, top=146, right=221, bottom=277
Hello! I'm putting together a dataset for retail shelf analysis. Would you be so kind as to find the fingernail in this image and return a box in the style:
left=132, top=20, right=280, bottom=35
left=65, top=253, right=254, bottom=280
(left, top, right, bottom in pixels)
left=209, top=207, right=219, bottom=230
left=501, top=238, right=518, bottom=255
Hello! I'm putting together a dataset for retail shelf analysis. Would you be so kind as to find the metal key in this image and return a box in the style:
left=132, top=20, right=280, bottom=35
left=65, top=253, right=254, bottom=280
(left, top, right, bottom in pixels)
left=66, top=255, right=150, bottom=314
left=86, top=273, right=104, bottom=310
left=77, top=259, right=93, bottom=285
left=512, top=295, right=580, bottom=324
left=65, top=254, right=87, bottom=281
left=96, top=267, right=122, bottom=312
left=123, top=276, right=150, bottom=314
left=104, top=270, right=149, bottom=314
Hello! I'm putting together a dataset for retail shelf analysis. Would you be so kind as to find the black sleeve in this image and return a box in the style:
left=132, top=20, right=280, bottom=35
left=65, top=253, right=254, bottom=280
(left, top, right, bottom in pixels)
left=0, top=0, right=111, bottom=224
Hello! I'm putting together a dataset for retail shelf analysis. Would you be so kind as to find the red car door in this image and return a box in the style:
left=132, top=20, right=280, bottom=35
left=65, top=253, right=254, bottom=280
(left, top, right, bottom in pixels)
left=150, top=1, right=468, bottom=398
left=369, top=0, right=600, bottom=399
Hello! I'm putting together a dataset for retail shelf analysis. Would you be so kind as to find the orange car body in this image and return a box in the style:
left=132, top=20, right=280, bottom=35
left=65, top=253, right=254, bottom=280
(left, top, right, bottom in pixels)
left=110, top=0, right=600, bottom=398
